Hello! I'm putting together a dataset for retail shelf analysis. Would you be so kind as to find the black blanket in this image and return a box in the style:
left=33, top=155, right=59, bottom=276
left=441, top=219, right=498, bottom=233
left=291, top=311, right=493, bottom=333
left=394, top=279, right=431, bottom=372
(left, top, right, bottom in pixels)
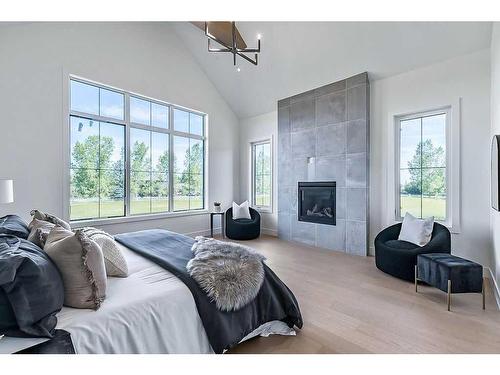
left=0, top=234, right=64, bottom=338
left=115, top=229, right=303, bottom=353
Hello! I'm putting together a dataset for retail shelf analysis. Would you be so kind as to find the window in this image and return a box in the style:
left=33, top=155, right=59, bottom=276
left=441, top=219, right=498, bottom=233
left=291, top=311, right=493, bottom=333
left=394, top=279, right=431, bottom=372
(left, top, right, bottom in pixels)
left=69, top=77, right=206, bottom=221
left=396, top=109, right=449, bottom=221
left=251, top=140, right=272, bottom=210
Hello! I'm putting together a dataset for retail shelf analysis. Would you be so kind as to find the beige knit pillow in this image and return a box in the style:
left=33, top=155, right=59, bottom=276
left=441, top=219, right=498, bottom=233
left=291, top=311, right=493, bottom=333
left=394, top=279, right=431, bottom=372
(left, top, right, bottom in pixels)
left=30, top=209, right=71, bottom=230
left=27, top=218, right=55, bottom=248
left=44, top=226, right=107, bottom=309
left=79, top=227, right=129, bottom=277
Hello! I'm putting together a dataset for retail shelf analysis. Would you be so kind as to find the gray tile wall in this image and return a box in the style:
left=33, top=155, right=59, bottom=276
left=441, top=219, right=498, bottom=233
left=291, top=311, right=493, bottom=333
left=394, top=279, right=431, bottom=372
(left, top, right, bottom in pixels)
left=277, top=73, right=370, bottom=256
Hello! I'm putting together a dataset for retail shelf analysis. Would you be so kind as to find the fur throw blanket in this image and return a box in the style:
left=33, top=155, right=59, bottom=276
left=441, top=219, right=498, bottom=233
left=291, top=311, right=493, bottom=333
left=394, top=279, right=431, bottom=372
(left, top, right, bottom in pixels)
left=187, top=237, right=266, bottom=312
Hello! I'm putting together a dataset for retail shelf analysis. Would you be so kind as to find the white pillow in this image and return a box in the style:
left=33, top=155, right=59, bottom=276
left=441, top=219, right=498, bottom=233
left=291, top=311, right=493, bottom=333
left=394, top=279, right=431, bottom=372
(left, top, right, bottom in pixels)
left=398, top=213, right=434, bottom=247
left=79, top=227, right=129, bottom=278
left=232, top=201, right=251, bottom=220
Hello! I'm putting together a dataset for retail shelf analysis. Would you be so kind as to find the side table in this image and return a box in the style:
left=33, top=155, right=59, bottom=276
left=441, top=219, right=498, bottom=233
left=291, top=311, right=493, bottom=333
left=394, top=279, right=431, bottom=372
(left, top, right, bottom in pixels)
left=210, top=212, right=225, bottom=238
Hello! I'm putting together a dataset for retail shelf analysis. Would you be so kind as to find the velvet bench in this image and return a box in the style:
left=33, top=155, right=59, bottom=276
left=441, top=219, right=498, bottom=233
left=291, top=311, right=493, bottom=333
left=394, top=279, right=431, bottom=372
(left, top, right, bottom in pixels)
left=415, top=253, right=485, bottom=311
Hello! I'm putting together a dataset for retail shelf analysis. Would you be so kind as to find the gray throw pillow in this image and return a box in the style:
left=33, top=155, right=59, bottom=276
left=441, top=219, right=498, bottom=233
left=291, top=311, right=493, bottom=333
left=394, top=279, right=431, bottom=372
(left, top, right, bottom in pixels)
left=27, top=218, right=55, bottom=248
left=79, top=227, right=129, bottom=278
left=30, top=209, right=71, bottom=230
left=44, top=226, right=107, bottom=310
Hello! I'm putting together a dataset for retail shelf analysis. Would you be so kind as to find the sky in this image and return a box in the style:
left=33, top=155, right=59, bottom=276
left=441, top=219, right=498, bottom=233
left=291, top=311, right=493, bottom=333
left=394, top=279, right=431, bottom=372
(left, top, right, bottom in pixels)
left=70, top=80, right=204, bottom=171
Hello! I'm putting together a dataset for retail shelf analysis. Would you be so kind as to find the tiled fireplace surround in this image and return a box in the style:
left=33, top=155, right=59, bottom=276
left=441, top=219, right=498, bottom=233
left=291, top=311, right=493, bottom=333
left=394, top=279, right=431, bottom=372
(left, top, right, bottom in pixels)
left=277, top=73, right=370, bottom=256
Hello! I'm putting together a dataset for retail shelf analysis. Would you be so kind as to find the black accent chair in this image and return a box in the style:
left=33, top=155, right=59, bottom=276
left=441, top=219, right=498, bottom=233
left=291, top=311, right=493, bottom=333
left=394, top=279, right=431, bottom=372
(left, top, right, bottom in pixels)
left=225, top=207, right=261, bottom=240
left=375, top=222, right=451, bottom=282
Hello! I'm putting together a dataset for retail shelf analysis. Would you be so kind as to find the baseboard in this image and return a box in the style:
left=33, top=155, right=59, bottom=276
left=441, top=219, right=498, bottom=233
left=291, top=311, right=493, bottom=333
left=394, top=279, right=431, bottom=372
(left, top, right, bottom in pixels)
left=486, top=267, right=500, bottom=310
left=262, top=227, right=278, bottom=237
left=368, top=245, right=375, bottom=256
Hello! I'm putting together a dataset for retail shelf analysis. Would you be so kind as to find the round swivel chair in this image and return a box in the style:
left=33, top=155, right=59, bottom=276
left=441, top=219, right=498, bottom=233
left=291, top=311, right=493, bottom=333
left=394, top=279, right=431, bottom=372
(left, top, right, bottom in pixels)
left=225, top=207, right=261, bottom=240
left=374, top=222, right=451, bottom=282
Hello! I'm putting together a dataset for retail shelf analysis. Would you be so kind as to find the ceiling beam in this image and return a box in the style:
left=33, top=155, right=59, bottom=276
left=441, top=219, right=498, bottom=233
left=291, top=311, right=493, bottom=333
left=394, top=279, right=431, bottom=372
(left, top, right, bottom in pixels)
left=191, top=21, right=247, bottom=49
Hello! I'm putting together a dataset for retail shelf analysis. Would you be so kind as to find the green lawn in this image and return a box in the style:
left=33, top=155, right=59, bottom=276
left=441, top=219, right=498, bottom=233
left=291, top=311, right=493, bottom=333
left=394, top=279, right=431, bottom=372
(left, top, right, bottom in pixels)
left=400, top=195, right=446, bottom=220
left=255, top=194, right=271, bottom=207
left=70, top=197, right=203, bottom=220
left=71, top=195, right=441, bottom=221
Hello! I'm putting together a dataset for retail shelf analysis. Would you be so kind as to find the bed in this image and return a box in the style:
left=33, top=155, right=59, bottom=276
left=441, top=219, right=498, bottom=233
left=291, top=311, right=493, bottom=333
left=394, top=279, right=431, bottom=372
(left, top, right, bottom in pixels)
left=1, top=230, right=302, bottom=354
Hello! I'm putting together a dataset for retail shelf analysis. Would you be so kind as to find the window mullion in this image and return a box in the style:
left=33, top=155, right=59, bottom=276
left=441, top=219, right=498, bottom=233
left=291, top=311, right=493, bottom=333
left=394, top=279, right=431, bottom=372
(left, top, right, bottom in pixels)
left=420, top=117, right=423, bottom=219
left=149, top=130, right=153, bottom=214
left=70, top=110, right=126, bottom=125
left=398, top=122, right=402, bottom=218
left=188, top=138, right=191, bottom=211
left=98, top=119, right=101, bottom=219
left=125, top=92, right=131, bottom=217
left=168, top=108, right=174, bottom=212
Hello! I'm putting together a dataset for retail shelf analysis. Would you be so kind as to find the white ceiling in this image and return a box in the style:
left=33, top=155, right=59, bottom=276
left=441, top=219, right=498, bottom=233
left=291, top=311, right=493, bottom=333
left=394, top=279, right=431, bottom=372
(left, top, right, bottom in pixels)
left=171, top=22, right=492, bottom=119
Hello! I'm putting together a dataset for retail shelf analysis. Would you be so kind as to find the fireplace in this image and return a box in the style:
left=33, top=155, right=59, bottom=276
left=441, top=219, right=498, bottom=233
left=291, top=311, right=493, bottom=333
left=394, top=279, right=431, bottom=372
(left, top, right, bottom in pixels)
left=298, top=181, right=336, bottom=225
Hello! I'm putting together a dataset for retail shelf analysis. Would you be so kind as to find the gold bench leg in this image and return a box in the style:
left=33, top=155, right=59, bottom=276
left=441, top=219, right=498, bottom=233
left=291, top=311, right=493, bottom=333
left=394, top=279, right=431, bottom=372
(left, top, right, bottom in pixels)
left=415, top=265, right=418, bottom=293
left=482, top=278, right=486, bottom=310
left=447, top=279, right=451, bottom=311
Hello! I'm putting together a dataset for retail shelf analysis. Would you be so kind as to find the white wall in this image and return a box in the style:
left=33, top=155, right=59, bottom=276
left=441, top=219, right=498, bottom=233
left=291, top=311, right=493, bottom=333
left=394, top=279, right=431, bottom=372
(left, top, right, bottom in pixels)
left=371, top=49, right=491, bottom=267
left=0, top=22, right=240, bottom=235
left=239, top=111, right=278, bottom=235
left=490, top=23, right=500, bottom=291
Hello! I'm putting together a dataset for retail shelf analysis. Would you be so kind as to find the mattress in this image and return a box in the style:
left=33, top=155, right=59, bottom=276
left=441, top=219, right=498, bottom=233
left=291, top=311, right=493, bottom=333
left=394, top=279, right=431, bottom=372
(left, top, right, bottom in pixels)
left=7, top=243, right=292, bottom=354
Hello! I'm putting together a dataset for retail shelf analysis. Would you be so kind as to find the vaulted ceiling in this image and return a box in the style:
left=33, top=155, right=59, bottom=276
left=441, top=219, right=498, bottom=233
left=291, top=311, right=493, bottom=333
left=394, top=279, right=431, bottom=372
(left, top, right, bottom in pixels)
left=172, top=22, right=492, bottom=119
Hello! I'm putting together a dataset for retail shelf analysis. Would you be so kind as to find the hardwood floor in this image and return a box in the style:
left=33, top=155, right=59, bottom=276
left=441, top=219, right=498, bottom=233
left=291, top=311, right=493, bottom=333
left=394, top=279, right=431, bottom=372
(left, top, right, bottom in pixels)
left=223, top=235, right=500, bottom=354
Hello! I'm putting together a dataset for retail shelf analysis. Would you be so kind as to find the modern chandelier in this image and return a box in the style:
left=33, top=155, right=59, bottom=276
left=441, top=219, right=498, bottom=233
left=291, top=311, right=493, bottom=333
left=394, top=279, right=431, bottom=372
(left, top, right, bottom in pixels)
left=202, top=22, right=261, bottom=66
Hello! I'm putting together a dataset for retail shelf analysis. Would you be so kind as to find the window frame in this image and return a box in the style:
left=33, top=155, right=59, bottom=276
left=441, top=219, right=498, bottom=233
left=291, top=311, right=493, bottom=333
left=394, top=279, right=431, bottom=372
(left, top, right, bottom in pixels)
left=64, top=74, right=208, bottom=226
left=250, top=138, right=273, bottom=213
left=394, top=107, right=451, bottom=225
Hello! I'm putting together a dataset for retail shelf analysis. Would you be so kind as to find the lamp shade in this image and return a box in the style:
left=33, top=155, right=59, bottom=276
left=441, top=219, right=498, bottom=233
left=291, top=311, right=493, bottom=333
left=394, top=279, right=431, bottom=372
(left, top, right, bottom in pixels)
left=0, top=179, right=14, bottom=204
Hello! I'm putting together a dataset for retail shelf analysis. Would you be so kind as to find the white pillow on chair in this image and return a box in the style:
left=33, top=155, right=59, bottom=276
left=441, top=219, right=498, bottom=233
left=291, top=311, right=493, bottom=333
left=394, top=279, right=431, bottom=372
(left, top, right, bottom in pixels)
left=232, top=201, right=251, bottom=220
left=398, top=213, right=434, bottom=247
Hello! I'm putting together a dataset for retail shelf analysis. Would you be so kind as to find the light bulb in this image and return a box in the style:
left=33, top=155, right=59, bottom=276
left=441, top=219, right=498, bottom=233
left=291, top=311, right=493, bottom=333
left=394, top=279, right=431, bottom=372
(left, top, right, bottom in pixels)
left=257, top=33, right=262, bottom=40
left=237, top=67, right=241, bottom=72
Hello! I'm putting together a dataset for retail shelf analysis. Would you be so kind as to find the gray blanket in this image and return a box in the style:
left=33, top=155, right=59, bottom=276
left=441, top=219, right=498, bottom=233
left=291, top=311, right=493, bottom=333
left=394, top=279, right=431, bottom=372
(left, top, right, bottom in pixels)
left=115, top=229, right=303, bottom=353
left=0, top=235, right=64, bottom=338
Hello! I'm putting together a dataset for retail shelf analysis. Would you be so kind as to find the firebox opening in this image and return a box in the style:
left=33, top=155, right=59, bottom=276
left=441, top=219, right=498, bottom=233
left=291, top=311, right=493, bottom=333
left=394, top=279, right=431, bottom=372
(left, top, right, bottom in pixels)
left=298, top=181, right=336, bottom=225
